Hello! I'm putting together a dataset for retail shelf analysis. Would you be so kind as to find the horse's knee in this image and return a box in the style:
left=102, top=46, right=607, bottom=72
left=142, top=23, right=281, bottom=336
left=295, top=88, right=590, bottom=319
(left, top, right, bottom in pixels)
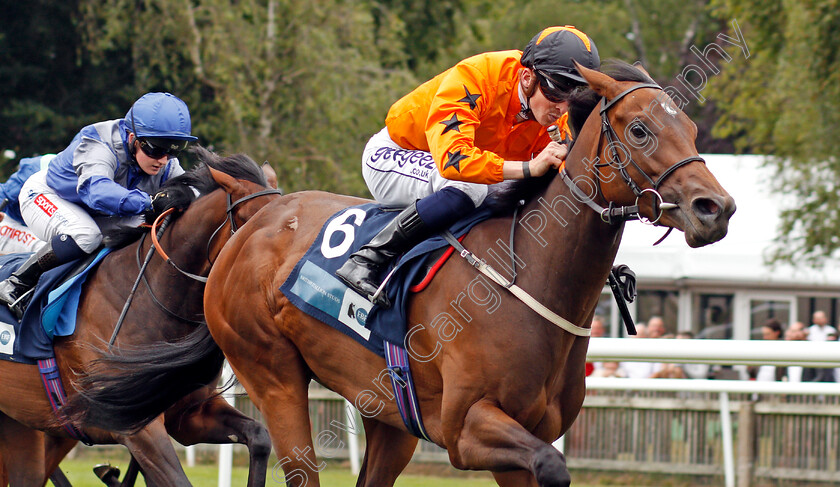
left=531, top=446, right=571, bottom=487
left=247, top=421, right=272, bottom=458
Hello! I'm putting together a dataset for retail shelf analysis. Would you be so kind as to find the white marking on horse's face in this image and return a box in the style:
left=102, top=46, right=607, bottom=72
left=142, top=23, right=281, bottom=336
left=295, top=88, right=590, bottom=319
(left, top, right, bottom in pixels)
left=662, top=102, right=678, bottom=116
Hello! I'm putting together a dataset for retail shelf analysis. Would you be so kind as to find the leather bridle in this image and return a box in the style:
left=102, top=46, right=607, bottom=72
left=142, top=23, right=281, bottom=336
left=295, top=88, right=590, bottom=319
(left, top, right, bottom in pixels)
left=561, top=82, right=705, bottom=226
left=137, top=187, right=284, bottom=325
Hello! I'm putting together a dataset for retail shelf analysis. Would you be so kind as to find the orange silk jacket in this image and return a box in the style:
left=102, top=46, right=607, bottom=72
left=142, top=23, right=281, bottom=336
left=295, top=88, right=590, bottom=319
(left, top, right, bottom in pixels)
left=385, top=50, right=570, bottom=185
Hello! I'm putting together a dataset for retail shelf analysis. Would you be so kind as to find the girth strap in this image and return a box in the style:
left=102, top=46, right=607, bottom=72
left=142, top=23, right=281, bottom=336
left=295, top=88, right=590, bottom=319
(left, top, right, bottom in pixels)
left=384, top=341, right=431, bottom=441
left=38, top=357, right=94, bottom=445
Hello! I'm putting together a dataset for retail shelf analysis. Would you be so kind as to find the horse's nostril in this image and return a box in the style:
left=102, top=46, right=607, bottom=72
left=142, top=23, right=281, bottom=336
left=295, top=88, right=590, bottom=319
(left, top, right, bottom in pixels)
left=693, top=198, right=720, bottom=217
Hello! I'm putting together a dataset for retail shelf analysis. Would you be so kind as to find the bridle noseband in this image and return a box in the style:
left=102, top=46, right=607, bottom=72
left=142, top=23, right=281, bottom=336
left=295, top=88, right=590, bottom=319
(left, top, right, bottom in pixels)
left=562, top=82, right=705, bottom=226
left=140, top=187, right=283, bottom=322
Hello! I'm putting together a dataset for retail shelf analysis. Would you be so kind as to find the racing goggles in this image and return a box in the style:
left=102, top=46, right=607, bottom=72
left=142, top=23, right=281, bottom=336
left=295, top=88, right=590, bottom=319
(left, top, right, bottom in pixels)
left=137, top=138, right=189, bottom=159
left=536, top=69, right=583, bottom=103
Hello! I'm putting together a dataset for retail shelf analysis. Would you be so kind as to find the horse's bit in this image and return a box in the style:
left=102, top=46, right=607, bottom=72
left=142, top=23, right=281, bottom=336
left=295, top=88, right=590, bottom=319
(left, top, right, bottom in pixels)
left=561, top=82, right=705, bottom=227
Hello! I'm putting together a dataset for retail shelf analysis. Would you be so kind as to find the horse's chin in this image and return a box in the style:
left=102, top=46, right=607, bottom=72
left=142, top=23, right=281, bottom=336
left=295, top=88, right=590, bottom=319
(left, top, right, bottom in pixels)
left=662, top=207, right=730, bottom=248
left=682, top=218, right=730, bottom=248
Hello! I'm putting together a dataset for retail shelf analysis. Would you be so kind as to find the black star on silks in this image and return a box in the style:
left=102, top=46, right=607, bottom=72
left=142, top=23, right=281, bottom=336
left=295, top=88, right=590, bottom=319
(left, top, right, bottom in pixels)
left=443, top=150, right=468, bottom=173
left=440, top=113, right=463, bottom=135
left=458, top=86, right=481, bottom=110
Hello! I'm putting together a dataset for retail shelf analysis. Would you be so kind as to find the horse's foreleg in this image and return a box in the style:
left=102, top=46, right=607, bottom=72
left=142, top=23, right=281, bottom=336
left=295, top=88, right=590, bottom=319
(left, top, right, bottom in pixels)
left=114, top=417, right=191, bottom=487
left=164, top=389, right=271, bottom=487
left=0, top=413, right=46, bottom=486
left=446, top=400, right=570, bottom=487
left=355, top=417, right=418, bottom=487
left=44, top=434, right=77, bottom=484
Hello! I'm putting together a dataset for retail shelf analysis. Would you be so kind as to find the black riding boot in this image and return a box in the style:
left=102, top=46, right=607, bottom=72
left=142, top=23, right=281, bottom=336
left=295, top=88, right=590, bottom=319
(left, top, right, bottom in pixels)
left=0, top=242, right=61, bottom=318
left=336, top=202, right=432, bottom=307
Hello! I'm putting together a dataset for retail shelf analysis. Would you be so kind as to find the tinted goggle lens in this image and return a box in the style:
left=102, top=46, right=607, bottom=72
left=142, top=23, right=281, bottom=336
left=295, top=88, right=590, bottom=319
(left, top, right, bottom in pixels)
left=537, top=70, right=583, bottom=103
left=138, top=138, right=188, bottom=159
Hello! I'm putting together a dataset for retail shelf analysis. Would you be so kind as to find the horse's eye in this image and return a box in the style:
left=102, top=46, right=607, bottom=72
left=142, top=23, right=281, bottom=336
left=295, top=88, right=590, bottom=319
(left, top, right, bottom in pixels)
left=630, top=124, right=647, bottom=140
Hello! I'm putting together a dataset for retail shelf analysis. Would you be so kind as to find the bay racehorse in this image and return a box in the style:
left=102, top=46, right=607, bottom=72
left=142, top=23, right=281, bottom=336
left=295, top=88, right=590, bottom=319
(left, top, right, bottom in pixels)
left=64, top=61, right=735, bottom=486
left=0, top=147, right=277, bottom=486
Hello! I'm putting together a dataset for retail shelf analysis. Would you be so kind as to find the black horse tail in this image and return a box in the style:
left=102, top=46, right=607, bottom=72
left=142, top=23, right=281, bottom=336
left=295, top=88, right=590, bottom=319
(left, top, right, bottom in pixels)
left=61, top=325, right=224, bottom=434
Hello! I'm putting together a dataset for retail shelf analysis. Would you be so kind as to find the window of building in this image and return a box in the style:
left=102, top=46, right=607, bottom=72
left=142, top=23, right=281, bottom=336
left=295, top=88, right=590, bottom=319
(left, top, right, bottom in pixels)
left=692, top=293, right=734, bottom=339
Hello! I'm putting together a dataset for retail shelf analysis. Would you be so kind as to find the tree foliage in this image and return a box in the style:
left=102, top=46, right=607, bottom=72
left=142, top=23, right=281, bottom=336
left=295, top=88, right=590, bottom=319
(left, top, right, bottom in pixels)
left=708, top=0, right=840, bottom=266
left=1, top=0, right=759, bottom=198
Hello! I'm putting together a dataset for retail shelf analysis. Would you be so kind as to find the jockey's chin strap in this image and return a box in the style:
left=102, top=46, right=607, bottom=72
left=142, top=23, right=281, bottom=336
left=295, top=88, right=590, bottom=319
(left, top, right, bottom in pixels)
left=563, top=82, right=705, bottom=237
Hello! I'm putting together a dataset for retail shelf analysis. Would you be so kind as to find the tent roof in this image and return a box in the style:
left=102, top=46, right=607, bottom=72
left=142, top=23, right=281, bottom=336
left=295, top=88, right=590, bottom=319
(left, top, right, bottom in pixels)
left=615, top=154, right=840, bottom=288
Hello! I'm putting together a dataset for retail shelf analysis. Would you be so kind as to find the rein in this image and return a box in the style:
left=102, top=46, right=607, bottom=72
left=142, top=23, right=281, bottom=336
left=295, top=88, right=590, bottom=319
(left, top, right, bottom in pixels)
left=446, top=81, right=703, bottom=337
left=563, top=82, right=705, bottom=226
left=155, top=188, right=284, bottom=282
left=110, top=186, right=284, bottom=344
left=109, top=211, right=175, bottom=348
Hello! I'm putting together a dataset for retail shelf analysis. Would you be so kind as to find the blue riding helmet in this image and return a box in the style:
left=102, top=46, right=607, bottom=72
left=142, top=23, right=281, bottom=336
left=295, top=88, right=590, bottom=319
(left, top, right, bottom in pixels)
left=125, top=92, right=198, bottom=141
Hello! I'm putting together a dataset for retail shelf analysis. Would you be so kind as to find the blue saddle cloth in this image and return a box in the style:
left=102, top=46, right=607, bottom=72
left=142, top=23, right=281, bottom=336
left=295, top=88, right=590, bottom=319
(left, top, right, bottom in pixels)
left=0, top=249, right=111, bottom=363
left=279, top=203, right=492, bottom=356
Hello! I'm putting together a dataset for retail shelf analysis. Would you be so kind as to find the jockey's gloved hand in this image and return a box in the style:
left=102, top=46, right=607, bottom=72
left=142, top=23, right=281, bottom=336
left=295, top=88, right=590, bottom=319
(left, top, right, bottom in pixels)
left=144, top=188, right=193, bottom=222
left=151, top=190, right=173, bottom=214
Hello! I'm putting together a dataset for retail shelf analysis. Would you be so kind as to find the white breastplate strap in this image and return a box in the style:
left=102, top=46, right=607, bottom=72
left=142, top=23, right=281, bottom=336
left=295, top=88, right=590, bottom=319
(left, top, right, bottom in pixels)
left=442, top=232, right=590, bottom=337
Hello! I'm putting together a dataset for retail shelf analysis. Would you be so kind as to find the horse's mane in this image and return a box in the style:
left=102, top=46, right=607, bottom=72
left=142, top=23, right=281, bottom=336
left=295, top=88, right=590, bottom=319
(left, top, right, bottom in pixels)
left=486, top=60, right=655, bottom=212
left=103, top=146, right=267, bottom=247
left=173, top=145, right=268, bottom=196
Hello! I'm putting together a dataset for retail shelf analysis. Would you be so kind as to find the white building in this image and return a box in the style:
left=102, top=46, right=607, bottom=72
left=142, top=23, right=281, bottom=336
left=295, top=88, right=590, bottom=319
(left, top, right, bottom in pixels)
left=599, top=154, right=840, bottom=339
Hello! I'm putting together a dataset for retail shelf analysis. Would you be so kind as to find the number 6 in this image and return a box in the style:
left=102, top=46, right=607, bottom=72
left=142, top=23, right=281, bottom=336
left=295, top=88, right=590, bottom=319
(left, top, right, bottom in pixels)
left=321, top=208, right=367, bottom=259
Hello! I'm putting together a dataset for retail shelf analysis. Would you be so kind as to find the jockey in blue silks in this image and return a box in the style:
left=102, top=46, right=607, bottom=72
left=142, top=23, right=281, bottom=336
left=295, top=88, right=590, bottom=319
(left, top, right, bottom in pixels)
left=0, top=92, right=198, bottom=317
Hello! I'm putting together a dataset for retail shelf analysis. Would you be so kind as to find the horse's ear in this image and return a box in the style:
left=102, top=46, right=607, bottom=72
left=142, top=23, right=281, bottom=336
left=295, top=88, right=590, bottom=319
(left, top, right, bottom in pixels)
left=208, top=166, right=245, bottom=195
left=574, top=60, right=619, bottom=98
left=633, top=61, right=653, bottom=80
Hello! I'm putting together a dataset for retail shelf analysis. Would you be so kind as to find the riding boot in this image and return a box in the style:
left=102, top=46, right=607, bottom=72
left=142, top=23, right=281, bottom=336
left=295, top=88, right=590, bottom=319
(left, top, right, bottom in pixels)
left=336, top=187, right=477, bottom=307
left=0, top=234, right=86, bottom=319
left=336, top=202, right=431, bottom=307
left=0, top=244, right=59, bottom=317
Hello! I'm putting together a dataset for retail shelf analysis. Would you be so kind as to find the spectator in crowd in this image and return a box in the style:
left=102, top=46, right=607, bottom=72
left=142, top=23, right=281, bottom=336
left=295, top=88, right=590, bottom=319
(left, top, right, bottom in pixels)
left=646, top=316, right=666, bottom=338
left=801, top=311, right=836, bottom=381
left=789, top=321, right=806, bottom=333
left=651, top=363, right=686, bottom=378
left=591, top=361, right=627, bottom=378
left=807, top=311, right=837, bottom=342
left=585, top=315, right=607, bottom=376
left=748, top=319, right=786, bottom=382
left=675, top=331, right=709, bottom=379
left=646, top=317, right=681, bottom=377
left=621, top=324, right=659, bottom=378
left=784, top=323, right=808, bottom=382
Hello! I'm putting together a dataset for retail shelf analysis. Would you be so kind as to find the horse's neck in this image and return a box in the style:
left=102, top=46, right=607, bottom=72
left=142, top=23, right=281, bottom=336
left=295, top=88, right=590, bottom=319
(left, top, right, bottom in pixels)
left=120, top=192, right=229, bottom=323
left=162, top=192, right=236, bottom=280
left=513, top=161, right=624, bottom=328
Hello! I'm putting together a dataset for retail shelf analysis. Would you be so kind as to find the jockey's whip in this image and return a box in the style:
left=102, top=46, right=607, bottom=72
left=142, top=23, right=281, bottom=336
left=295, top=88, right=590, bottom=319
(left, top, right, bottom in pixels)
left=108, top=210, right=174, bottom=349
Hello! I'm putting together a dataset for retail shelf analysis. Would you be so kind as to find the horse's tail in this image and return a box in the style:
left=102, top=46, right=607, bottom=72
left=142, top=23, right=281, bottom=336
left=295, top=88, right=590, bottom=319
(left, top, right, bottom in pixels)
left=60, top=325, right=224, bottom=434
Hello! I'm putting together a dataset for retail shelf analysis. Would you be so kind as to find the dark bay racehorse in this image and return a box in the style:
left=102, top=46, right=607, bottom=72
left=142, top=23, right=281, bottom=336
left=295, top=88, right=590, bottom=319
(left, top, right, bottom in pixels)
left=0, top=148, right=276, bottom=486
left=66, top=62, right=735, bottom=486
